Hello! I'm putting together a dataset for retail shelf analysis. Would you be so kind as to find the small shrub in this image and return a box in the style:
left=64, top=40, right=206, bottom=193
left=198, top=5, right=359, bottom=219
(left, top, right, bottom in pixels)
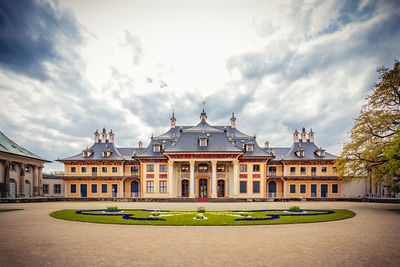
left=289, top=206, right=301, bottom=212
left=197, top=207, right=206, bottom=213
left=151, top=210, right=160, bottom=217
left=196, top=213, right=205, bottom=219
left=240, top=212, right=250, bottom=217
left=106, top=206, right=119, bottom=212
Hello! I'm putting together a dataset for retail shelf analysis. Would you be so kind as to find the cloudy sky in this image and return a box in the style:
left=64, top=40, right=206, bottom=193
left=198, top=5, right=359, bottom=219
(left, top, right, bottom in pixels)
left=1, top=0, right=400, bottom=172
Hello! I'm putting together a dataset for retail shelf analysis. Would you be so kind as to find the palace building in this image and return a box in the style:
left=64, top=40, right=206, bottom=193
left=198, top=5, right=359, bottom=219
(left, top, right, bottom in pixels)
left=58, top=110, right=342, bottom=199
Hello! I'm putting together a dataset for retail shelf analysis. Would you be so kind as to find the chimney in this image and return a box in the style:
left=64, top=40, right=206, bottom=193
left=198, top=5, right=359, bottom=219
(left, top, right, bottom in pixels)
left=293, top=129, right=299, bottom=143
left=301, top=127, right=307, bottom=142
left=308, top=128, right=315, bottom=143
left=230, top=112, right=236, bottom=128
left=108, top=129, right=114, bottom=143
left=94, top=129, right=100, bottom=143
left=265, top=140, right=269, bottom=148
left=101, top=128, right=107, bottom=143
left=170, top=111, right=176, bottom=128
left=138, top=140, right=143, bottom=148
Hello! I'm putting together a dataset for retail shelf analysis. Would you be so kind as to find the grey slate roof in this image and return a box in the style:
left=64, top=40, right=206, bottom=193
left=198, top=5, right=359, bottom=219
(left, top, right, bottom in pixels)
left=184, top=120, right=223, bottom=133
left=0, top=130, right=49, bottom=162
left=59, top=141, right=125, bottom=161
left=241, top=138, right=272, bottom=158
left=165, top=131, right=242, bottom=153
left=265, top=140, right=336, bottom=161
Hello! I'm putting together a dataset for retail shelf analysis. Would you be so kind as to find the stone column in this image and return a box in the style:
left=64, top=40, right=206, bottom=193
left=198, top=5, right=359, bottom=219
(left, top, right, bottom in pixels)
left=233, top=160, right=239, bottom=196
left=19, top=163, right=25, bottom=197
left=4, top=161, right=10, bottom=197
left=168, top=161, right=174, bottom=196
left=189, top=160, right=195, bottom=198
left=33, top=166, right=39, bottom=197
left=211, top=160, right=217, bottom=198
left=39, top=166, right=43, bottom=196
left=283, top=180, right=287, bottom=198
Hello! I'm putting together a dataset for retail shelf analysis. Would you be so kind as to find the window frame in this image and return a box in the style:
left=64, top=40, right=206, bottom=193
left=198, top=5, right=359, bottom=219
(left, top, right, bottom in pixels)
left=253, top=164, right=260, bottom=172
left=71, top=166, right=76, bottom=173
left=300, top=184, right=306, bottom=194
left=289, top=184, right=296, bottom=194
left=101, top=166, right=108, bottom=173
left=290, top=167, right=296, bottom=174
left=332, top=184, right=338, bottom=194
left=130, top=166, right=139, bottom=173
left=147, top=181, right=154, bottom=193
left=43, top=184, right=49, bottom=194
left=70, top=184, right=77, bottom=194
left=240, top=164, right=247, bottom=172
left=217, top=164, right=225, bottom=172
left=321, top=166, right=327, bottom=173
left=160, top=181, right=167, bottom=193
left=54, top=184, right=61, bottom=194
left=81, top=166, right=87, bottom=173
left=300, top=167, right=307, bottom=174
left=91, top=184, right=98, bottom=194
left=252, top=181, right=260, bottom=193
left=91, top=167, right=97, bottom=174
left=198, top=164, right=208, bottom=172
left=181, top=165, right=189, bottom=172
left=101, top=184, right=108, bottom=193
left=147, top=164, right=154, bottom=172
left=239, top=181, right=247, bottom=193
left=159, top=164, right=167, bottom=172
left=111, top=166, right=118, bottom=173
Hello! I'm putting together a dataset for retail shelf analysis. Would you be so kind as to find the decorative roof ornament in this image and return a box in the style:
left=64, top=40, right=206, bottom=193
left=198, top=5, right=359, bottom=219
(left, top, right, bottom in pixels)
left=230, top=112, right=236, bottom=128
left=200, top=101, right=207, bottom=120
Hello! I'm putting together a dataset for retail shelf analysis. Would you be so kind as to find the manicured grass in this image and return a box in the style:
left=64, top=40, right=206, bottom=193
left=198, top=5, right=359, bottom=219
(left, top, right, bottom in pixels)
left=0, top=209, right=22, bottom=212
left=50, top=209, right=355, bottom=226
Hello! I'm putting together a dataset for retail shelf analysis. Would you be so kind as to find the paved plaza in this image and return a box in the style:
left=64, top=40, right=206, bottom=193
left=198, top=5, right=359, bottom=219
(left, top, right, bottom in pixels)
left=1, top=201, right=399, bottom=266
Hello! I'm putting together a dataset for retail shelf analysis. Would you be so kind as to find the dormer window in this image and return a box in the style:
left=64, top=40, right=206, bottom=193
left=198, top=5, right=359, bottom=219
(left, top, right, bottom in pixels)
left=82, top=149, right=93, bottom=158
left=199, top=137, right=208, bottom=147
left=102, top=151, right=112, bottom=158
left=295, top=150, right=304, bottom=157
left=315, top=149, right=326, bottom=157
left=246, top=144, right=254, bottom=152
left=153, top=144, right=161, bottom=152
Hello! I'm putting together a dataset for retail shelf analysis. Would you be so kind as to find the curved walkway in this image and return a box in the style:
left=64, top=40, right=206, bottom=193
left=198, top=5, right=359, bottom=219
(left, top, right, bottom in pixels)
left=0, top=201, right=399, bottom=266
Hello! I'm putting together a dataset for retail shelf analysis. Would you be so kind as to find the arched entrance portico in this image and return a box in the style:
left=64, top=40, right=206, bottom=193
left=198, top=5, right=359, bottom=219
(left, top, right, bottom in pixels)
left=130, top=180, right=139, bottom=197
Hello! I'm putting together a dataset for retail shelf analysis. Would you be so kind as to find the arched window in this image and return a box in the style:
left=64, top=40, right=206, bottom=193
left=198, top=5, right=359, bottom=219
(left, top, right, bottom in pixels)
left=268, top=166, right=277, bottom=175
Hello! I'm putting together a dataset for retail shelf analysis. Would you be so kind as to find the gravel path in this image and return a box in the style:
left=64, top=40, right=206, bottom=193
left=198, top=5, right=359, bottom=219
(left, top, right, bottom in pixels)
left=0, top=201, right=399, bottom=266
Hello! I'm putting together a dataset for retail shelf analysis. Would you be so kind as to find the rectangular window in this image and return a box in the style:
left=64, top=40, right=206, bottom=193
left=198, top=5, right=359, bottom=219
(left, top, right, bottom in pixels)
left=147, top=164, right=154, bottom=172
left=240, top=164, right=247, bottom=172
left=130, top=166, right=139, bottom=173
left=91, top=184, right=98, bottom=193
left=217, top=164, right=225, bottom=172
left=81, top=167, right=87, bottom=173
left=240, top=181, right=247, bottom=193
left=147, top=181, right=154, bottom=193
left=160, top=164, right=167, bottom=172
left=71, top=166, right=76, bottom=173
left=321, top=167, right=327, bottom=173
left=112, top=166, right=118, bottom=173
left=181, top=165, right=189, bottom=172
left=253, top=165, right=260, bottom=172
left=332, top=184, right=338, bottom=194
left=300, top=167, right=306, bottom=174
left=253, top=181, right=260, bottom=193
left=332, top=167, right=337, bottom=173
left=300, top=184, right=306, bottom=194
left=198, top=164, right=208, bottom=172
left=290, top=184, right=296, bottom=194
left=92, top=167, right=97, bottom=174
left=43, top=184, right=49, bottom=194
left=160, top=181, right=167, bottom=193
left=54, top=184, right=61, bottom=194
left=102, top=166, right=107, bottom=173
left=311, top=167, right=317, bottom=174
left=101, top=184, right=107, bottom=193
left=290, top=167, right=296, bottom=174
left=70, top=184, right=77, bottom=193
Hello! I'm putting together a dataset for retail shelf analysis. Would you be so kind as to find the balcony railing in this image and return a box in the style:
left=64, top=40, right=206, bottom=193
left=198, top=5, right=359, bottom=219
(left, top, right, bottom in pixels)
left=267, top=192, right=283, bottom=198
left=268, top=171, right=277, bottom=176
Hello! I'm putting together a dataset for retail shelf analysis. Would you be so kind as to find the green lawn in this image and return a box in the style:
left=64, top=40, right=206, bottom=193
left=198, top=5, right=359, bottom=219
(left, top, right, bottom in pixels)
left=0, top=209, right=22, bottom=212
left=50, top=208, right=355, bottom=226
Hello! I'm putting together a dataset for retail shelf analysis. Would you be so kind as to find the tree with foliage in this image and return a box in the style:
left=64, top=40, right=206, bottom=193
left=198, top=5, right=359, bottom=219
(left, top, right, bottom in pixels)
left=335, top=59, right=400, bottom=187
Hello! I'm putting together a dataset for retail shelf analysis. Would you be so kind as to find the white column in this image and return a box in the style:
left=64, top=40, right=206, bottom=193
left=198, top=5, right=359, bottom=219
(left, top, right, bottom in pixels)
left=211, top=160, right=217, bottom=198
left=233, top=160, right=239, bottom=196
left=168, top=161, right=174, bottom=196
left=283, top=180, right=287, bottom=198
left=33, top=166, right=39, bottom=196
left=189, top=160, right=195, bottom=198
